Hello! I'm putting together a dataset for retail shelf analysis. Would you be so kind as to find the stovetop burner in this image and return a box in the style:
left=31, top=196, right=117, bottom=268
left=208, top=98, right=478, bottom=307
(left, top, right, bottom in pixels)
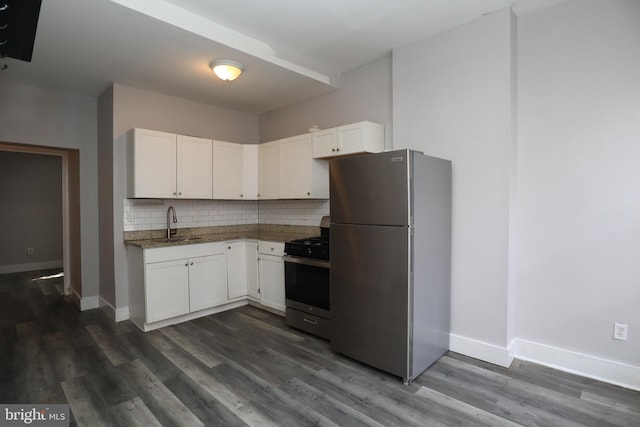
left=285, top=236, right=329, bottom=260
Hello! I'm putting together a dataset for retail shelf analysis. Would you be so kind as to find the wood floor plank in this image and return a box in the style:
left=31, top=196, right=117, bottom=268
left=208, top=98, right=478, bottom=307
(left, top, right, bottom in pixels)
left=86, top=323, right=131, bottom=366
left=61, top=376, right=116, bottom=426
left=164, top=373, right=249, bottom=427
left=208, top=357, right=339, bottom=427
left=122, top=358, right=204, bottom=427
left=415, top=385, right=524, bottom=427
left=281, top=377, right=386, bottom=427
left=116, top=331, right=181, bottom=382
left=112, top=396, right=162, bottom=427
left=162, top=347, right=278, bottom=427
left=160, top=323, right=223, bottom=368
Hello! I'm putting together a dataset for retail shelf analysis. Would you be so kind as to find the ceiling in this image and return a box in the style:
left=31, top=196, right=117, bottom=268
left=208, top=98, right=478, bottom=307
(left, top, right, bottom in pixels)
left=0, top=0, right=566, bottom=114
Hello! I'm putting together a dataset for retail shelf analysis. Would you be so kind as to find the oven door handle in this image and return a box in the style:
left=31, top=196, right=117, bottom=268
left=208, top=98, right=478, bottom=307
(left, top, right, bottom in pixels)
left=283, top=255, right=330, bottom=269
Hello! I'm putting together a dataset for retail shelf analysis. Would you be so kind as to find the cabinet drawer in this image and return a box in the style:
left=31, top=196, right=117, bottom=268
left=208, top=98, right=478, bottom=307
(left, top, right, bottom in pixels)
left=258, top=241, right=284, bottom=256
left=145, top=242, right=226, bottom=263
left=285, top=308, right=330, bottom=339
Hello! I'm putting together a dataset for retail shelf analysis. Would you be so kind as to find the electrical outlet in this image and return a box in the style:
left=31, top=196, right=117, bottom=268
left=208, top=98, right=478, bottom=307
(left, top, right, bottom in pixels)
left=613, top=323, right=628, bottom=341
left=27, top=248, right=34, bottom=255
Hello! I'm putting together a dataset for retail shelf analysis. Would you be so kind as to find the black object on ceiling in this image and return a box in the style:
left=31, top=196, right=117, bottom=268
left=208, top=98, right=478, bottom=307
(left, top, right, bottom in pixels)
left=1, top=0, right=42, bottom=64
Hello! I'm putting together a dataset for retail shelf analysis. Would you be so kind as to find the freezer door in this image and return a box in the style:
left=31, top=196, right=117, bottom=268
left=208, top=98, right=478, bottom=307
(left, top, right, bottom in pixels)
left=330, top=150, right=410, bottom=226
left=330, top=223, right=410, bottom=379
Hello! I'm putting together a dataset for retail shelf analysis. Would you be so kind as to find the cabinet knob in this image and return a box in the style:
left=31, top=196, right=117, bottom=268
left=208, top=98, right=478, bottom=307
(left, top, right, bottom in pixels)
left=190, top=262, right=193, bottom=266
left=184, top=263, right=188, bottom=267
left=178, top=192, right=182, bottom=195
left=240, top=194, right=243, bottom=197
left=332, top=148, right=336, bottom=152
left=228, top=246, right=231, bottom=250
left=257, top=194, right=260, bottom=197
left=336, top=148, right=340, bottom=152
left=307, top=192, right=310, bottom=196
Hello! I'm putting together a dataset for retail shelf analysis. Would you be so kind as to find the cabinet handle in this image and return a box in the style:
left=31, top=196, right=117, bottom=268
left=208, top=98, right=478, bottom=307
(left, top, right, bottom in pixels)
left=303, top=317, right=318, bottom=325
left=190, top=262, right=193, bottom=266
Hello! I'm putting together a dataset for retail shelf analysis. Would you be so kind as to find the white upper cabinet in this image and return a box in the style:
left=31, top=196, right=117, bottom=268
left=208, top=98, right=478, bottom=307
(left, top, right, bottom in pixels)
left=128, top=129, right=177, bottom=198
left=242, top=144, right=259, bottom=200
left=177, top=135, right=213, bottom=199
left=279, top=134, right=329, bottom=199
left=128, top=129, right=212, bottom=199
left=259, top=140, right=280, bottom=199
left=129, top=122, right=379, bottom=200
left=213, top=140, right=244, bottom=199
left=312, top=121, right=384, bottom=159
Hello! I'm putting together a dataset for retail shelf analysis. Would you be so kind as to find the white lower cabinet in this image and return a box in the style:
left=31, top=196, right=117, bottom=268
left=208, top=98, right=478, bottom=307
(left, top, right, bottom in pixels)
left=189, top=253, right=228, bottom=312
left=145, top=258, right=190, bottom=323
left=246, top=241, right=259, bottom=300
left=257, top=241, right=286, bottom=312
left=226, top=241, right=248, bottom=299
left=128, top=239, right=285, bottom=331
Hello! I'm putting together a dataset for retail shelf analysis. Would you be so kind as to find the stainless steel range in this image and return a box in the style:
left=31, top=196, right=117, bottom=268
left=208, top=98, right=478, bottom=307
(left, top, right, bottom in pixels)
left=283, top=216, right=330, bottom=339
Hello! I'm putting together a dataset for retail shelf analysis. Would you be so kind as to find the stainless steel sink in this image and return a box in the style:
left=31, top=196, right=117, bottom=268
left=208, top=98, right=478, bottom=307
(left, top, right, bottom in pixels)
left=160, top=237, right=202, bottom=243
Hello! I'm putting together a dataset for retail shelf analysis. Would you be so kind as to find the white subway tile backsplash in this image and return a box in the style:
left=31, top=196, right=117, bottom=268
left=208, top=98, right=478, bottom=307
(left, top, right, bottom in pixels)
left=123, top=198, right=329, bottom=231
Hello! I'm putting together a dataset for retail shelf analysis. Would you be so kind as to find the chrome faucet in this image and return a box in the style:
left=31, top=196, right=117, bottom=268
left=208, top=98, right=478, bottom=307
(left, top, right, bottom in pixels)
left=167, top=206, right=177, bottom=239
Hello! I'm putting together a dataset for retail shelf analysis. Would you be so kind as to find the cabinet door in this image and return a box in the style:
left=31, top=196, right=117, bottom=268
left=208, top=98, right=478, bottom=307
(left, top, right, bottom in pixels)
left=226, top=242, right=247, bottom=299
left=242, top=145, right=259, bottom=199
left=337, top=124, right=365, bottom=155
left=258, top=254, right=285, bottom=312
left=258, top=140, right=279, bottom=199
left=246, top=241, right=259, bottom=300
left=145, top=259, right=190, bottom=323
left=213, top=141, right=244, bottom=199
left=177, top=135, right=213, bottom=199
left=279, top=134, right=312, bottom=198
left=312, top=129, right=337, bottom=158
left=189, top=253, right=228, bottom=312
left=130, top=129, right=177, bottom=198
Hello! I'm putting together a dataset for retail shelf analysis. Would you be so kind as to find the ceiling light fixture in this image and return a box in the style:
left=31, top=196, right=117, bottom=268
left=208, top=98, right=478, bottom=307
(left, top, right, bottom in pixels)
left=209, top=59, right=244, bottom=82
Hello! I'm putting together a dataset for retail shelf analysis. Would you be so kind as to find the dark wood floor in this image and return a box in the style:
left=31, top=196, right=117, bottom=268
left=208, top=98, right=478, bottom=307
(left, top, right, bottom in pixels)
left=1, top=269, right=639, bottom=426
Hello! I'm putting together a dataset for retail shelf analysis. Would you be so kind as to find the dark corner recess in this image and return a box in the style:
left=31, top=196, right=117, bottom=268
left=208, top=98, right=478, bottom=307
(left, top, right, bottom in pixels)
left=1, top=0, right=43, bottom=67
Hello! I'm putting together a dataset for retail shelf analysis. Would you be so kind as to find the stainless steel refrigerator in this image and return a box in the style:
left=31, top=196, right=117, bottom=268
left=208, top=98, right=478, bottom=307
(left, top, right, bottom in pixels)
left=329, top=149, right=451, bottom=384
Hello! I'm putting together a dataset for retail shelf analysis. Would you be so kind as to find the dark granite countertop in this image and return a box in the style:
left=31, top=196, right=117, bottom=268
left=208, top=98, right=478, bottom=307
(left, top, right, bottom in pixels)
left=124, top=224, right=319, bottom=249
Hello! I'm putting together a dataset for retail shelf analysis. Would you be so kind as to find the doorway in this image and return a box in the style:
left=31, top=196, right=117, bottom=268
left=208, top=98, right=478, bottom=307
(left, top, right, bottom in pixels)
left=0, top=142, right=82, bottom=297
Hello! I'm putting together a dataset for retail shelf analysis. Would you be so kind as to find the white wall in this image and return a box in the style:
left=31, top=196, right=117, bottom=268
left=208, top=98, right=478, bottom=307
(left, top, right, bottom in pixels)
left=394, top=0, right=640, bottom=389
left=0, top=152, right=63, bottom=271
left=515, top=0, right=640, bottom=385
left=393, top=8, right=517, bottom=365
left=0, top=82, right=99, bottom=300
left=260, top=56, right=393, bottom=146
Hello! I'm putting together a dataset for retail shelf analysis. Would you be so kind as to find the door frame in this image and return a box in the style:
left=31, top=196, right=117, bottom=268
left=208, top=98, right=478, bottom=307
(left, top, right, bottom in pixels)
left=0, top=142, right=81, bottom=296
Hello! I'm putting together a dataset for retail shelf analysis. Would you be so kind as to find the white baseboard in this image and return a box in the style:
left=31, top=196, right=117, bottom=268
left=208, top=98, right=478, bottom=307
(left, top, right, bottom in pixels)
left=0, top=260, right=64, bottom=274
left=514, top=338, right=640, bottom=391
left=449, top=333, right=515, bottom=367
left=99, top=297, right=130, bottom=322
left=69, top=287, right=99, bottom=311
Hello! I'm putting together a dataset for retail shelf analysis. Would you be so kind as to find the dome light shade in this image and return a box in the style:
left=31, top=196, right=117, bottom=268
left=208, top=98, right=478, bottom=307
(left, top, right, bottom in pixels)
left=209, top=59, right=244, bottom=81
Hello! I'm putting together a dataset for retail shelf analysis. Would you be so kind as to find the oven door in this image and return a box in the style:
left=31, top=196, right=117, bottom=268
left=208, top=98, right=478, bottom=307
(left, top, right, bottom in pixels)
left=283, top=255, right=330, bottom=318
